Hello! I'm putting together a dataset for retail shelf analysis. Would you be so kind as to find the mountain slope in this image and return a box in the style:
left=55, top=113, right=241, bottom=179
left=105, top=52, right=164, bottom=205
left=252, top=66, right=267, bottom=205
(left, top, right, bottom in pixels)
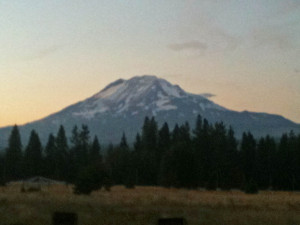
left=0, top=75, right=299, bottom=148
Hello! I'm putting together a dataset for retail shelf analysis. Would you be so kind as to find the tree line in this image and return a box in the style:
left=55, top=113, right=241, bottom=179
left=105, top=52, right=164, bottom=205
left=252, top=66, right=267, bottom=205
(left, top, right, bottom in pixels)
left=0, top=115, right=300, bottom=193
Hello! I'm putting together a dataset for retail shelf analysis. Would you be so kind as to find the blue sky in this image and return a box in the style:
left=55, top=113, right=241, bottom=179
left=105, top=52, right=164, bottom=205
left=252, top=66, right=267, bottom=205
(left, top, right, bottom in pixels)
left=0, top=0, right=299, bottom=126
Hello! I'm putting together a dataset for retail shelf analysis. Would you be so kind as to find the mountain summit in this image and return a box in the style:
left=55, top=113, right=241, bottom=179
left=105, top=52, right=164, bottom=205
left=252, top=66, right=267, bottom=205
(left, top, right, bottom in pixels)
left=71, top=75, right=225, bottom=119
left=0, top=75, right=299, bottom=147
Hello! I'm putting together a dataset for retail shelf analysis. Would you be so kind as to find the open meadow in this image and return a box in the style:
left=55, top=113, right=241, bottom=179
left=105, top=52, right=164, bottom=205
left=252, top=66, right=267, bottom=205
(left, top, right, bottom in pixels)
left=0, top=184, right=300, bottom=225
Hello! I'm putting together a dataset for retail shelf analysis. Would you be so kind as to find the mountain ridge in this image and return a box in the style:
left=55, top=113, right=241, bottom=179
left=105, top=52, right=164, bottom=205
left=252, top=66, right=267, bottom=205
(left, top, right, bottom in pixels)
left=0, top=75, right=299, bottom=149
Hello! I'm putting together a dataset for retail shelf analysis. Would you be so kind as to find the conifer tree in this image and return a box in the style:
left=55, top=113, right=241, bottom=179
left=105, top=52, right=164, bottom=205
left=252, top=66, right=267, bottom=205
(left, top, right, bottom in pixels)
left=139, top=117, right=158, bottom=185
left=240, top=132, right=257, bottom=187
left=157, top=122, right=171, bottom=185
left=158, top=122, right=171, bottom=154
left=161, top=122, right=196, bottom=188
left=90, top=136, right=102, bottom=164
left=226, top=126, right=241, bottom=189
left=105, top=134, right=131, bottom=185
left=69, top=125, right=81, bottom=182
left=201, top=119, right=214, bottom=189
left=78, top=124, right=90, bottom=168
left=44, top=134, right=56, bottom=178
left=55, top=125, right=69, bottom=180
left=24, top=130, right=43, bottom=178
left=120, top=132, right=128, bottom=149
left=256, top=135, right=275, bottom=189
left=277, top=131, right=298, bottom=190
left=0, top=153, right=5, bottom=185
left=5, top=125, right=23, bottom=181
left=192, top=115, right=204, bottom=187
left=176, top=122, right=196, bottom=188
left=295, top=134, right=300, bottom=189
left=288, top=131, right=298, bottom=190
left=132, top=133, right=142, bottom=185
left=207, top=122, right=226, bottom=189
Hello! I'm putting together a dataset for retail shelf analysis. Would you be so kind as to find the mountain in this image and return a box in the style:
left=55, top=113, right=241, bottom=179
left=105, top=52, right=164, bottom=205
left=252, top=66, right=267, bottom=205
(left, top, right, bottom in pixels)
left=0, top=75, right=299, bottom=149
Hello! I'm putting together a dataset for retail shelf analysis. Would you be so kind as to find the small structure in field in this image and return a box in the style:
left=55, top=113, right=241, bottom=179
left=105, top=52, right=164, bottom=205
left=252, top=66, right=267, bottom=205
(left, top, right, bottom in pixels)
left=20, top=176, right=65, bottom=192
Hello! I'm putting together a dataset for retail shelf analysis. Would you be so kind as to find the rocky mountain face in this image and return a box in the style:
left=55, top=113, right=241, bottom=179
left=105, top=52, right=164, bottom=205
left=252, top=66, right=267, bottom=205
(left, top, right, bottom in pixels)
left=0, top=75, right=299, bottom=148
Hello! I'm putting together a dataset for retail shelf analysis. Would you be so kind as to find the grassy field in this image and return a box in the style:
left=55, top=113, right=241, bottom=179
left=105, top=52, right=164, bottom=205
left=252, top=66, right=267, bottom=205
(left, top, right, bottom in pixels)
left=0, top=184, right=300, bottom=225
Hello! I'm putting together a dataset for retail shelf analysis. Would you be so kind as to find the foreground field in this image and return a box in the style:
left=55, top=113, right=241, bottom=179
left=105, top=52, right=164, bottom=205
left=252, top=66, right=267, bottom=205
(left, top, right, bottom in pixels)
left=0, top=184, right=300, bottom=225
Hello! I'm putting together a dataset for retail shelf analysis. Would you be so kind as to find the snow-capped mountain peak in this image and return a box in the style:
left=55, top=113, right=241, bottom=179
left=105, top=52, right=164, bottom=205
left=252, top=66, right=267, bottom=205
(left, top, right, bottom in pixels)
left=93, top=75, right=185, bottom=101
left=71, top=75, right=227, bottom=119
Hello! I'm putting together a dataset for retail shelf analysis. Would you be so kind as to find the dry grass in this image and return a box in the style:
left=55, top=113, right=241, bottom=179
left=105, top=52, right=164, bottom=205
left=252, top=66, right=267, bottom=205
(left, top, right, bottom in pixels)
left=0, top=184, right=300, bottom=225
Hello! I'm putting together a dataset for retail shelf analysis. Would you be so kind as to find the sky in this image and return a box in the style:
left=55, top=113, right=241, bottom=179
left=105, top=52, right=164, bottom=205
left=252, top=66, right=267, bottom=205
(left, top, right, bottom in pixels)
left=0, top=0, right=300, bottom=127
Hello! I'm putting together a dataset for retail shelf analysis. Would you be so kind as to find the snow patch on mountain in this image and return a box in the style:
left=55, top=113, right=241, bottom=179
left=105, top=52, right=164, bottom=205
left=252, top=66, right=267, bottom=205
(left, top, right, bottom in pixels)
left=160, top=81, right=182, bottom=98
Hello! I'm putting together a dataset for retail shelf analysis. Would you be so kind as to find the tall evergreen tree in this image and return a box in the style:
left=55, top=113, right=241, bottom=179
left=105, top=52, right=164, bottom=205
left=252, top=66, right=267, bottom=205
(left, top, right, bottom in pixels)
left=78, top=124, right=90, bottom=168
left=226, top=126, right=241, bottom=189
left=158, top=122, right=171, bottom=185
left=5, top=125, right=23, bottom=181
left=55, top=125, right=69, bottom=180
left=192, top=115, right=204, bottom=187
left=208, top=122, right=226, bottom=189
left=255, top=135, right=276, bottom=189
left=176, top=122, right=196, bottom=188
left=158, top=122, right=171, bottom=153
left=44, top=134, right=56, bottom=178
left=240, top=132, right=257, bottom=186
left=120, top=132, right=129, bottom=149
left=105, top=134, right=131, bottom=186
left=90, top=136, right=102, bottom=164
left=295, top=134, right=300, bottom=189
left=69, top=125, right=81, bottom=182
left=139, top=117, right=158, bottom=185
left=0, top=152, right=5, bottom=185
left=288, top=131, right=298, bottom=190
left=276, top=131, right=298, bottom=190
left=24, top=130, right=43, bottom=178
left=201, top=119, right=214, bottom=189
left=161, top=122, right=197, bottom=188
left=132, top=133, right=142, bottom=185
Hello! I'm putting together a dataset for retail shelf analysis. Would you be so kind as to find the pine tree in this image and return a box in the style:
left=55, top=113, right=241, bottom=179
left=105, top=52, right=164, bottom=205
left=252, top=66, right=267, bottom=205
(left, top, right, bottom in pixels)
left=78, top=124, right=90, bottom=168
left=161, top=122, right=196, bottom=188
left=69, top=125, right=81, bottom=183
left=55, top=125, right=69, bottom=180
left=44, top=134, right=56, bottom=179
left=105, top=134, right=131, bottom=186
left=0, top=153, right=5, bottom=185
left=256, top=135, right=275, bottom=189
left=211, top=122, right=228, bottom=189
left=288, top=131, right=298, bottom=190
left=158, top=122, right=171, bottom=154
left=139, top=117, right=158, bottom=185
left=193, top=115, right=203, bottom=140
left=240, top=132, right=257, bottom=189
left=226, top=126, right=241, bottom=189
left=201, top=119, right=214, bottom=189
left=192, top=115, right=204, bottom=187
left=158, top=122, right=171, bottom=185
left=120, top=132, right=128, bottom=149
left=132, top=133, right=142, bottom=185
left=5, top=125, right=23, bottom=181
left=24, top=130, right=43, bottom=178
left=295, top=134, right=300, bottom=189
left=176, top=122, right=196, bottom=188
left=90, top=136, right=102, bottom=164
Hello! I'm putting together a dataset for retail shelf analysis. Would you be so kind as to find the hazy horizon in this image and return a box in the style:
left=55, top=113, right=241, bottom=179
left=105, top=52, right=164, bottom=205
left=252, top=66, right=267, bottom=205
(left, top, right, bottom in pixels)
left=1, top=1, right=300, bottom=127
